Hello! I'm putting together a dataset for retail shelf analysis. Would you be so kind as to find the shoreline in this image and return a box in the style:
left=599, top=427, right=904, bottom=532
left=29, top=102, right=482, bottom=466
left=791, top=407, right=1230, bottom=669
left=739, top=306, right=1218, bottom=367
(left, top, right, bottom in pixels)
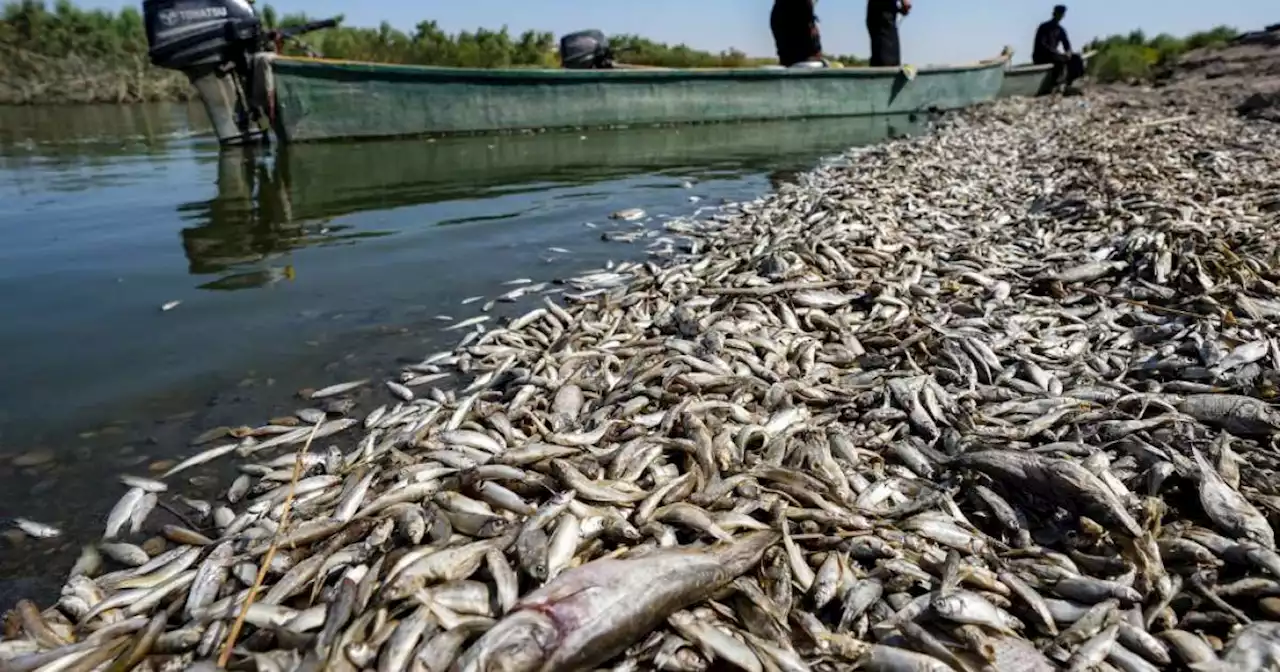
left=0, top=48, right=196, bottom=106
left=4, top=80, right=1280, bottom=668
left=0, top=120, right=844, bottom=615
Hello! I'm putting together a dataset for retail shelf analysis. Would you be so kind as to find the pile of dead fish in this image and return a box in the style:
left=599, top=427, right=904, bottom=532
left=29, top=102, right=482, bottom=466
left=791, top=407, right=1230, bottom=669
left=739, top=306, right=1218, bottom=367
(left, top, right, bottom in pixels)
left=6, top=88, right=1280, bottom=671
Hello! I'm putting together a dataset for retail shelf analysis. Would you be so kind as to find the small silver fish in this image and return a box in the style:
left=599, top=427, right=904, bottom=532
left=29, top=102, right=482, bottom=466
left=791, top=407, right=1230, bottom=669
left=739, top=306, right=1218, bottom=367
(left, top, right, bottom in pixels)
left=13, top=517, right=61, bottom=539
left=310, top=379, right=370, bottom=399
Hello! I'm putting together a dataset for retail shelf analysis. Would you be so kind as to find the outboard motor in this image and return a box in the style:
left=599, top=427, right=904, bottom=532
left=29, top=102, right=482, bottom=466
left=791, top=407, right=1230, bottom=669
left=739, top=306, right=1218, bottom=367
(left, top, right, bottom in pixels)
left=144, top=0, right=266, bottom=145
left=559, top=30, right=615, bottom=69
left=143, top=0, right=338, bottom=146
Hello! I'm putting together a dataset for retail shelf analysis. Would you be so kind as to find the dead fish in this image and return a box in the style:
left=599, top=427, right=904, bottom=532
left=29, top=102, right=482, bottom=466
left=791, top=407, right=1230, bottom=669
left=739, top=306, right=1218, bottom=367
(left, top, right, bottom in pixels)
left=386, top=380, right=414, bottom=401
left=455, top=531, right=777, bottom=671
left=1193, top=448, right=1275, bottom=548
left=310, top=379, right=370, bottom=399
left=119, top=474, right=168, bottom=493
left=104, top=487, right=146, bottom=539
left=445, top=316, right=491, bottom=332
left=12, top=517, right=60, bottom=539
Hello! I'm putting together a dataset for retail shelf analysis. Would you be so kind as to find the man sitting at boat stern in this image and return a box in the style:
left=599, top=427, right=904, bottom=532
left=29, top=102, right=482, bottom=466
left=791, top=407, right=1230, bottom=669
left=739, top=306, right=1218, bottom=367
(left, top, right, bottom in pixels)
left=771, top=0, right=830, bottom=68
left=1033, top=4, right=1085, bottom=93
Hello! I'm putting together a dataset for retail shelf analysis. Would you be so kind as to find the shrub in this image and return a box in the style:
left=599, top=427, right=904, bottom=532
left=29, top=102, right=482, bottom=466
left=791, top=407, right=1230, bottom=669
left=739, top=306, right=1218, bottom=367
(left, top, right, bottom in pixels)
left=1086, top=24, right=1239, bottom=83
left=1090, top=43, right=1155, bottom=83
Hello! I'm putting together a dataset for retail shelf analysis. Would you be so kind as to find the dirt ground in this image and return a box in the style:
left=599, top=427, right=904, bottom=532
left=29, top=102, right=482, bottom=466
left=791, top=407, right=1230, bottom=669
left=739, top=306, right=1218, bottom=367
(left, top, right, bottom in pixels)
left=1160, top=27, right=1280, bottom=113
left=1091, top=26, right=1280, bottom=123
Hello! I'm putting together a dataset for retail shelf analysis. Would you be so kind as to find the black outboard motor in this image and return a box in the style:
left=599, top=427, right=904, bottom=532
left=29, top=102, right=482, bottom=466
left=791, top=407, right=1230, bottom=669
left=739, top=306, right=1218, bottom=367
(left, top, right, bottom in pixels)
left=143, top=0, right=338, bottom=146
left=144, top=0, right=261, bottom=72
left=144, top=0, right=266, bottom=145
left=559, top=30, right=615, bottom=69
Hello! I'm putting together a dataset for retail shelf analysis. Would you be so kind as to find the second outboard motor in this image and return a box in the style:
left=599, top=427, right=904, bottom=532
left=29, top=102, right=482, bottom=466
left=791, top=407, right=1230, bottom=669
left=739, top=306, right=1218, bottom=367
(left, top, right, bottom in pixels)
left=559, top=30, right=615, bottom=69
left=144, top=0, right=266, bottom=145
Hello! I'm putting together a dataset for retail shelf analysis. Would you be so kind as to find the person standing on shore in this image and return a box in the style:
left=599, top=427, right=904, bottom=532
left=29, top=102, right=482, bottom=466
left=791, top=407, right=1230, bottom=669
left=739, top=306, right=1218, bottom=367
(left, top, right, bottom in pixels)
left=1033, top=5, right=1085, bottom=93
left=866, top=0, right=911, bottom=67
left=771, top=0, right=825, bottom=67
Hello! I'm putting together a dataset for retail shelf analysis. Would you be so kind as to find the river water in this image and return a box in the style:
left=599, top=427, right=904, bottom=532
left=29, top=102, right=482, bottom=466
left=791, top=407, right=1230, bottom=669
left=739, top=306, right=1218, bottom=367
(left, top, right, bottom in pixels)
left=0, top=102, right=927, bottom=608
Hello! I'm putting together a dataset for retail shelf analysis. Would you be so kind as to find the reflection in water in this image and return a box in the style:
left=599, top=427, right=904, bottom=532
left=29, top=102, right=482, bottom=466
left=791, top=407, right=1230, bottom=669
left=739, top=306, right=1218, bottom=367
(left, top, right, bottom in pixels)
left=177, top=114, right=928, bottom=290
left=0, top=103, right=209, bottom=165
left=0, top=103, right=214, bottom=203
left=182, top=150, right=288, bottom=275
left=178, top=148, right=396, bottom=284
left=197, top=266, right=296, bottom=291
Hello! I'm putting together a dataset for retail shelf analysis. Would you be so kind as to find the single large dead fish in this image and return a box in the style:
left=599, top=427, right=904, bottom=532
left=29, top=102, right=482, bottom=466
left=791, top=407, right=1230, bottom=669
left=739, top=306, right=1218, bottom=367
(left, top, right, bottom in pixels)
left=453, top=531, right=778, bottom=672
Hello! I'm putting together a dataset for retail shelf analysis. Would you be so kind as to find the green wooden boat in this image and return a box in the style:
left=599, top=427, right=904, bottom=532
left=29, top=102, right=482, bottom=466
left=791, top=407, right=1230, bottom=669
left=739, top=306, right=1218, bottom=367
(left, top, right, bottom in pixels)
left=135, top=0, right=1008, bottom=145
left=138, top=0, right=1008, bottom=145
left=998, top=51, right=1095, bottom=98
left=261, top=54, right=1010, bottom=143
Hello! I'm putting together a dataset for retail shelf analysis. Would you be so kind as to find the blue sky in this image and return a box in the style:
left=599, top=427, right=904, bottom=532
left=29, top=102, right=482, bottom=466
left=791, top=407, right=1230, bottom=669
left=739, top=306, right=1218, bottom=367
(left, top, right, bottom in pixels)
left=96, top=0, right=1273, bottom=65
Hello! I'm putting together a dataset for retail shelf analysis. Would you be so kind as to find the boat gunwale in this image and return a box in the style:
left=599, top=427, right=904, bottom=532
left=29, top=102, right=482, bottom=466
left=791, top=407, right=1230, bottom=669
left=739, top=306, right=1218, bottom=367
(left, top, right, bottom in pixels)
left=271, top=52, right=1013, bottom=82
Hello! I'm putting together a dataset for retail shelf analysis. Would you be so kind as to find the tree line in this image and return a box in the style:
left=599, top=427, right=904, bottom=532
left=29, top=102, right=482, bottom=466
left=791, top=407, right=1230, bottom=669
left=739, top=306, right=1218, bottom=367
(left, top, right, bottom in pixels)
left=244, top=6, right=871, bottom=68
left=263, top=12, right=772, bottom=69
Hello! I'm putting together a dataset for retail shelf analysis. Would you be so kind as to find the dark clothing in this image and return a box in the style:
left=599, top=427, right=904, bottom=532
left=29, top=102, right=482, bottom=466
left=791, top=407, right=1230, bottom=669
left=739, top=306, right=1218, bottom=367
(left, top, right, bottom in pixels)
left=866, top=0, right=902, bottom=67
left=1032, top=19, right=1081, bottom=92
left=771, top=0, right=822, bottom=67
left=1038, top=51, right=1085, bottom=91
left=1032, top=19, right=1072, bottom=64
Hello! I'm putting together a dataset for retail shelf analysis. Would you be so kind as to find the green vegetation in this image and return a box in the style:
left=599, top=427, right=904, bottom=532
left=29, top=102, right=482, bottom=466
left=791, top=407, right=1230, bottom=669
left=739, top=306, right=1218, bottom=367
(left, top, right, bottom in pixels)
left=0, top=0, right=867, bottom=104
left=1086, top=26, right=1238, bottom=83
left=0, top=0, right=192, bottom=103
left=264, top=10, right=563, bottom=68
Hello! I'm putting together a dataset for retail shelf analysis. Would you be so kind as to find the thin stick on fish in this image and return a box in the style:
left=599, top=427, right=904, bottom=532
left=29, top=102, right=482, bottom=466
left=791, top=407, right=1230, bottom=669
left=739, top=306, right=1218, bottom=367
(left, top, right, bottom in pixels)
left=1133, top=114, right=1193, bottom=128
left=155, top=499, right=201, bottom=532
left=1078, top=287, right=1219, bottom=322
left=216, top=419, right=324, bottom=668
left=701, top=280, right=848, bottom=296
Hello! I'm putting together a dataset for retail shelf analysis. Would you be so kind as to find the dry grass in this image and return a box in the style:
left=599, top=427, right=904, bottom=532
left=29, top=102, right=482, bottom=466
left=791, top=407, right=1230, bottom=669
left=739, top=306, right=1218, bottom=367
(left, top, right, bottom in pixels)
left=0, top=45, right=196, bottom=105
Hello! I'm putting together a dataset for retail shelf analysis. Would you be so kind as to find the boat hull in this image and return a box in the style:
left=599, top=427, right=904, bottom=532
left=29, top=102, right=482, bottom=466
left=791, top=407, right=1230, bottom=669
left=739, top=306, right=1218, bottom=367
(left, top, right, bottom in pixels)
left=265, top=55, right=1010, bottom=143
left=998, top=52, right=1094, bottom=98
